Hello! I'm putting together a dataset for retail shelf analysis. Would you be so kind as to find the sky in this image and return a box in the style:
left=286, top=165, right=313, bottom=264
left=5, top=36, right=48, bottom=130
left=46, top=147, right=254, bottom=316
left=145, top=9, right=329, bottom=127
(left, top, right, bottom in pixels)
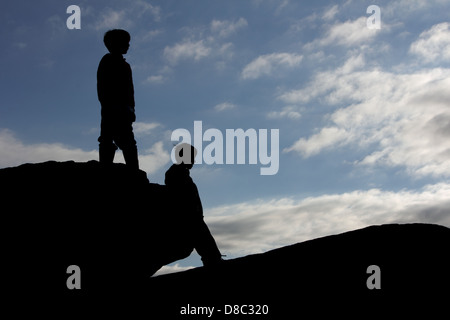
left=1, top=0, right=450, bottom=275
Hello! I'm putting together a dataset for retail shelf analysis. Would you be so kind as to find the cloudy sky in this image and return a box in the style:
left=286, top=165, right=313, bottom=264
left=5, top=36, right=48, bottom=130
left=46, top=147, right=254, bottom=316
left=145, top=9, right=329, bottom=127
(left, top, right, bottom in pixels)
left=1, top=0, right=450, bottom=274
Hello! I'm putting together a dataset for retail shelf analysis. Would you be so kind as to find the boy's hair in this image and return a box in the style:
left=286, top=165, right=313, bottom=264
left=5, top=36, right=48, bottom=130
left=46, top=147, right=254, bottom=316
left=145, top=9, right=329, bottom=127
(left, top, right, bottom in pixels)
left=103, top=29, right=131, bottom=53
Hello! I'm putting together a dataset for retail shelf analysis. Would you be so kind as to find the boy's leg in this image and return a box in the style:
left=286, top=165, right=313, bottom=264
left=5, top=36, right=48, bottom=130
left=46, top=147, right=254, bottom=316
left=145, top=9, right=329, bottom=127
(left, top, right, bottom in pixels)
left=115, top=121, right=139, bottom=170
left=98, top=119, right=118, bottom=164
left=193, top=219, right=223, bottom=266
left=122, top=145, right=139, bottom=170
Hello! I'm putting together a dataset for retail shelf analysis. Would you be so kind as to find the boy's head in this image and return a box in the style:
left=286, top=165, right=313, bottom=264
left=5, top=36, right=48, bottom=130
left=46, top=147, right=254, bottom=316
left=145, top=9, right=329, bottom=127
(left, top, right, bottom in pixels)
left=174, top=143, right=197, bottom=169
left=103, top=29, right=131, bottom=54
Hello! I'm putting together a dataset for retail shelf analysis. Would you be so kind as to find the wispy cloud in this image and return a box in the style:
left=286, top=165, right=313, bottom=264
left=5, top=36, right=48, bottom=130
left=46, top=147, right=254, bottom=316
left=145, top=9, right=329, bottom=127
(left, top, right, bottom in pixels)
left=163, top=39, right=212, bottom=65
left=279, top=53, right=366, bottom=104
left=214, top=102, right=237, bottom=112
left=89, top=1, right=161, bottom=31
left=281, top=51, right=450, bottom=178
left=267, top=106, right=301, bottom=120
left=163, top=18, right=242, bottom=66
left=133, top=122, right=161, bottom=136
left=153, top=263, right=195, bottom=277
left=241, top=53, right=303, bottom=79
left=304, top=16, right=381, bottom=49
left=92, top=8, right=129, bottom=31
left=145, top=75, right=165, bottom=84
left=207, top=183, right=450, bottom=255
left=211, top=17, right=248, bottom=38
left=0, top=129, right=169, bottom=175
left=410, top=22, right=450, bottom=63
left=134, top=0, right=161, bottom=22
left=0, top=129, right=97, bottom=167
left=139, top=141, right=171, bottom=175
left=322, top=4, right=339, bottom=21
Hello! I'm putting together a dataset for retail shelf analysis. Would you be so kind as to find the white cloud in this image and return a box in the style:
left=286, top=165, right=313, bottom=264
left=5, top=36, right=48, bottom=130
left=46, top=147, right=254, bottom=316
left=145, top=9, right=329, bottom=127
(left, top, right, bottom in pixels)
left=0, top=129, right=169, bottom=175
left=206, top=183, right=450, bottom=255
left=304, top=17, right=380, bottom=49
left=383, top=0, right=448, bottom=18
left=214, top=102, right=236, bottom=112
left=279, top=53, right=366, bottom=104
left=162, top=18, right=241, bottom=68
left=134, top=0, right=161, bottom=22
left=241, top=53, right=303, bottom=80
left=139, top=141, right=171, bottom=175
left=145, top=75, right=165, bottom=84
left=274, top=0, right=290, bottom=14
left=140, top=29, right=163, bottom=42
left=410, top=22, right=450, bottom=63
left=163, top=40, right=212, bottom=65
left=0, top=129, right=98, bottom=168
left=133, top=122, right=161, bottom=136
left=152, top=263, right=195, bottom=277
left=144, top=66, right=172, bottom=85
left=92, top=8, right=129, bottom=31
left=90, top=1, right=161, bottom=31
left=322, top=5, right=339, bottom=21
left=267, top=106, right=301, bottom=120
left=284, top=127, right=349, bottom=156
left=281, top=53, right=450, bottom=178
left=217, top=42, right=234, bottom=60
left=211, top=18, right=248, bottom=38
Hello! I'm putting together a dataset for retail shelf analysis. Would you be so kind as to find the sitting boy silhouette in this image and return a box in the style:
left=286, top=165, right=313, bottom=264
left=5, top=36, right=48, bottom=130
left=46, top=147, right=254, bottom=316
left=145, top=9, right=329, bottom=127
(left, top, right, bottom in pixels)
left=97, top=29, right=139, bottom=169
left=164, top=143, right=223, bottom=268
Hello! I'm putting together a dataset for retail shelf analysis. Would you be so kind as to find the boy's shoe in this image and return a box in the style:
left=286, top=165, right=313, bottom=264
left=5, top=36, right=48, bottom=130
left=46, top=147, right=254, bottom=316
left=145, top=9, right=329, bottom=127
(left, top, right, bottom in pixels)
left=202, top=255, right=226, bottom=268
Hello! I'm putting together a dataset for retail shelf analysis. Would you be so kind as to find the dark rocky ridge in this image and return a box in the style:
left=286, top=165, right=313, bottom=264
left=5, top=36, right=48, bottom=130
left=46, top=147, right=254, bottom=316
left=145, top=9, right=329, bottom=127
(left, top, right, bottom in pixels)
left=0, top=161, right=449, bottom=317
left=152, top=223, right=449, bottom=317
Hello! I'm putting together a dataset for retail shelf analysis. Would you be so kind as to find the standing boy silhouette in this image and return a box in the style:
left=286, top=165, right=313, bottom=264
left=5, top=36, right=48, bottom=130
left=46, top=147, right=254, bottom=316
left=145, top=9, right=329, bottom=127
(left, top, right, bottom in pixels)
left=97, top=29, right=139, bottom=169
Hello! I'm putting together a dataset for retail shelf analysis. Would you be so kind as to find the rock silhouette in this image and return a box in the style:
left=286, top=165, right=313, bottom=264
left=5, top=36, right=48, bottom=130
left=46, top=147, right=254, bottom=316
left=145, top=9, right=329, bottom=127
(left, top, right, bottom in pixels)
left=1, top=160, right=449, bottom=317
left=1, top=161, right=193, bottom=287
left=151, top=223, right=449, bottom=318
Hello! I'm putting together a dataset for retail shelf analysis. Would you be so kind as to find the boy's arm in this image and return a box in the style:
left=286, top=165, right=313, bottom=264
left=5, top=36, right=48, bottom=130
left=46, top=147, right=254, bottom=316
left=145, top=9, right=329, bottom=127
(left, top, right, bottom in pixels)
left=97, top=56, right=113, bottom=105
left=97, top=55, right=134, bottom=109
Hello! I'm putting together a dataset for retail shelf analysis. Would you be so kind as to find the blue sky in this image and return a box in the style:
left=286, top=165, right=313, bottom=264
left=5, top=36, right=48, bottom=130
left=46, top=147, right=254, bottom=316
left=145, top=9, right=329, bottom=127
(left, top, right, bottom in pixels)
left=1, top=0, right=450, bottom=274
